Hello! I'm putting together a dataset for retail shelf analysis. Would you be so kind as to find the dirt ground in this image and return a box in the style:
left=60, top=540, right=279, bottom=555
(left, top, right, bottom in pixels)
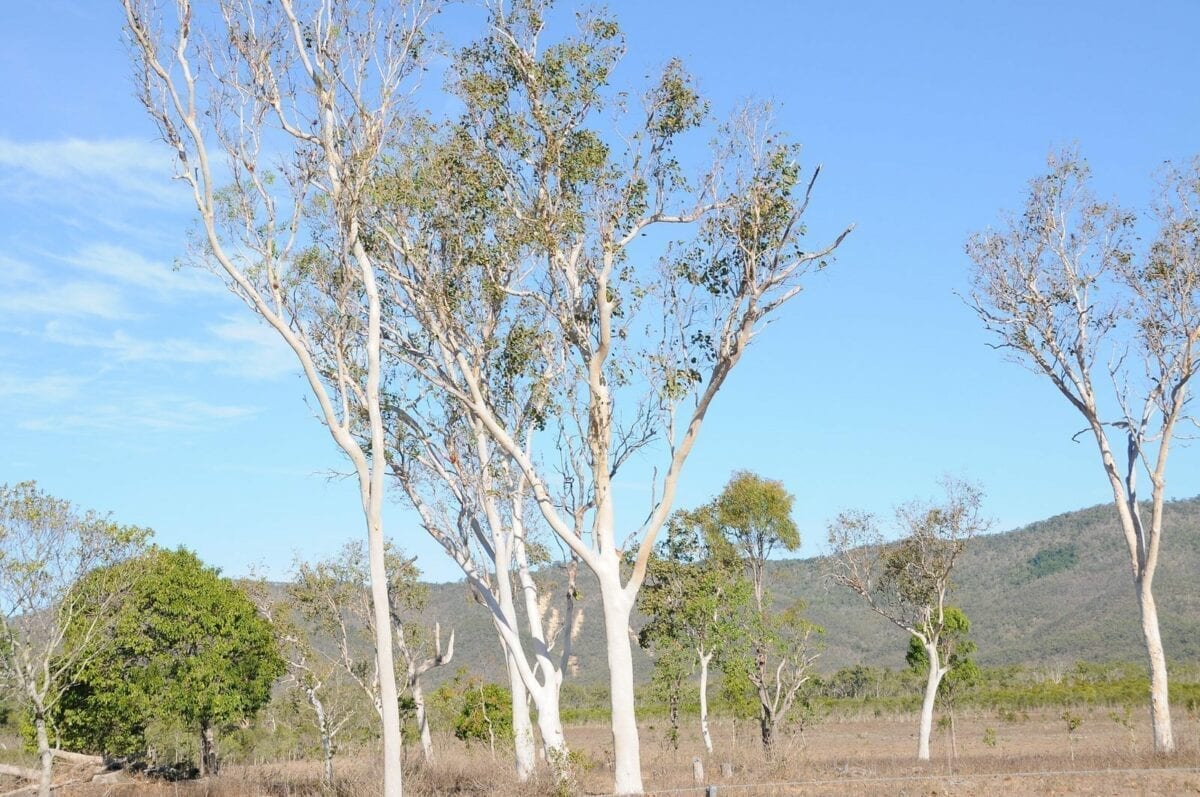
left=14, top=708, right=1200, bottom=795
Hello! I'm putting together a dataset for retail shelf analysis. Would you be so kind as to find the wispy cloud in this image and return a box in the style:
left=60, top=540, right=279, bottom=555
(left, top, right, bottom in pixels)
left=43, top=316, right=296, bottom=381
left=0, top=276, right=133, bottom=320
left=65, top=243, right=223, bottom=299
left=18, top=394, right=258, bottom=434
left=0, top=373, right=88, bottom=402
left=0, top=137, right=182, bottom=207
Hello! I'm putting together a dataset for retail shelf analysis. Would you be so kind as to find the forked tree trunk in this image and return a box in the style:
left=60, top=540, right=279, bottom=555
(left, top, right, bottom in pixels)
left=917, top=642, right=944, bottom=762
left=698, top=652, right=714, bottom=755
left=35, top=712, right=52, bottom=797
left=506, top=652, right=537, bottom=781
left=599, top=580, right=643, bottom=795
left=1138, top=577, right=1175, bottom=753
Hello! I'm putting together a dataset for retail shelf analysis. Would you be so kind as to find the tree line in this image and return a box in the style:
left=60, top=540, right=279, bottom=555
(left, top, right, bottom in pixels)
left=5, top=0, right=1196, bottom=795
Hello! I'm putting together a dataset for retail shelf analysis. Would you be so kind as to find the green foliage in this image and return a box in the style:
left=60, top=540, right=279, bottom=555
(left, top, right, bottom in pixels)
left=52, top=548, right=284, bottom=758
left=430, top=669, right=513, bottom=747
left=1024, top=544, right=1078, bottom=580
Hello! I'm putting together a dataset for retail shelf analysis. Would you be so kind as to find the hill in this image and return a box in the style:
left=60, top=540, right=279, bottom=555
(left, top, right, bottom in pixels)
left=409, top=497, right=1200, bottom=685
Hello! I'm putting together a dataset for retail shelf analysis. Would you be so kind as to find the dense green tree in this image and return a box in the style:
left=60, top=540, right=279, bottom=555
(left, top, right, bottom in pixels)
left=0, top=482, right=149, bottom=797
left=54, top=548, right=284, bottom=776
left=638, top=511, right=751, bottom=755
left=700, top=473, right=821, bottom=758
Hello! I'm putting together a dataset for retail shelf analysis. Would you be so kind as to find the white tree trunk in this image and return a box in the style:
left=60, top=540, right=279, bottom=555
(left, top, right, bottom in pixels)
left=536, top=681, right=570, bottom=777
left=366, top=526, right=404, bottom=797
left=917, top=642, right=943, bottom=762
left=599, top=579, right=643, bottom=796
left=507, top=652, right=537, bottom=781
left=699, top=653, right=713, bottom=756
left=35, top=713, right=52, bottom=797
left=1138, top=577, right=1176, bottom=753
left=413, top=677, right=434, bottom=764
left=308, top=688, right=335, bottom=788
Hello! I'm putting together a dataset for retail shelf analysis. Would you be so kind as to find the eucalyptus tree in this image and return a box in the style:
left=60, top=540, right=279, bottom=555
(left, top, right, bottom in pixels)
left=120, top=2, right=440, bottom=792
left=0, top=482, right=149, bottom=797
left=966, top=152, right=1200, bottom=754
left=827, top=478, right=986, bottom=761
left=699, top=473, right=820, bottom=757
left=383, top=374, right=579, bottom=779
left=288, top=541, right=453, bottom=764
left=253, top=585, right=357, bottom=791
left=906, top=606, right=977, bottom=761
left=374, top=5, right=850, bottom=790
left=637, top=511, right=750, bottom=755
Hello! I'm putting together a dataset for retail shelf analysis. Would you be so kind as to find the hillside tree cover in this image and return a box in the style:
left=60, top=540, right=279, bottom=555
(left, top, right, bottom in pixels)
left=54, top=548, right=283, bottom=777
left=0, top=482, right=149, bottom=797
left=118, top=1, right=441, bottom=791
left=966, top=151, right=1200, bottom=754
left=827, top=478, right=987, bottom=761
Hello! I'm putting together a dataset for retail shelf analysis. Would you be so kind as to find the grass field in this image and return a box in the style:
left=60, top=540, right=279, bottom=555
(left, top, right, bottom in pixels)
left=11, top=707, right=1200, bottom=795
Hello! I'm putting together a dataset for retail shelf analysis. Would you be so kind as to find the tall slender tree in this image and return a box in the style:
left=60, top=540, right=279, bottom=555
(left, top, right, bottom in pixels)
left=827, top=478, right=986, bottom=761
left=637, top=512, right=750, bottom=755
left=966, top=151, right=1200, bottom=753
left=119, top=2, right=441, bottom=792
left=700, top=473, right=821, bottom=757
left=374, top=5, right=850, bottom=790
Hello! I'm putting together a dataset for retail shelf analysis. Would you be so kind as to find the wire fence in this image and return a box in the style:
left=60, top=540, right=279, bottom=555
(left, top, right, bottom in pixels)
left=592, top=765, right=1200, bottom=796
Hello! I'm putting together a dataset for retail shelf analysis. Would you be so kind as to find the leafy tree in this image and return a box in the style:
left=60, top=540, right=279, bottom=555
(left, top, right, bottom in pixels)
left=54, top=548, right=283, bottom=776
left=120, top=1, right=441, bottom=790
left=905, top=606, right=978, bottom=760
left=287, top=541, right=453, bottom=765
left=371, top=6, right=851, bottom=792
left=638, top=512, right=751, bottom=755
left=828, top=478, right=987, bottom=760
left=0, top=482, right=149, bottom=797
left=966, top=151, right=1200, bottom=754
left=701, top=473, right=821, bottom=758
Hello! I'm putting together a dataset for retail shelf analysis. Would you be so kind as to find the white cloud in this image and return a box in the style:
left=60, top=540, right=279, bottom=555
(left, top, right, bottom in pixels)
left=18, top=394, right=258, bottom=434
left=65, top=243, right=223, bottom=299
left=0, top=373, right=87, bottom=402
left=0, top=279, right=133, bottom=320
left=0, top=137, right=183, bottom=206
left=43, top=316, right=296, bottom=381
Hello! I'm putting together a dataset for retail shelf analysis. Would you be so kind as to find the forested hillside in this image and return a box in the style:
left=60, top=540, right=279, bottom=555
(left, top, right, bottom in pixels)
left=412, top=497, right=1200, bottom=684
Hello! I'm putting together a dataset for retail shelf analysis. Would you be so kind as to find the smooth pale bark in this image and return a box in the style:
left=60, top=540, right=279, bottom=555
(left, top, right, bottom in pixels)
left=507, top=652, right=537, bottom=781
left=366, top=523, right=405, bottom=794
left=1139, top=580, right=1175, bottom=753
left=35, top=713, right=51, bottom=797
left=309, top=688, right=335, bottom=788
left=917, top=641, right=946, bottom=762
left=413, top=678, right=434, bottom=764
left=599, top=581, right=643, bottom=796
left=199, top=723, right=219, bottom=777
left=698, top=652, right=714, bottom=756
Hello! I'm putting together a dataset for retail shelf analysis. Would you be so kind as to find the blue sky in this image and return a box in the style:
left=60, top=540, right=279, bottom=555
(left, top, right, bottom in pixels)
left=2, top=1, right=1199, bottom=583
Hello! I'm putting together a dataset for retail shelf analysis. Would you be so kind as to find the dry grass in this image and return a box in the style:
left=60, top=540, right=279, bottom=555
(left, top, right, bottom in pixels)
left=19, top=708, right=1200, bottom=795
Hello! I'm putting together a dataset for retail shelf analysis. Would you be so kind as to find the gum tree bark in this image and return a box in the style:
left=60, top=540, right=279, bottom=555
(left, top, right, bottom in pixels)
left=374, top=5, right=850, bottom=790
left=120, top=2, right=439, bottom=792
left=967, top=152, right=1200, bottom=754
left=828, top=479, right=986, bottom=761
